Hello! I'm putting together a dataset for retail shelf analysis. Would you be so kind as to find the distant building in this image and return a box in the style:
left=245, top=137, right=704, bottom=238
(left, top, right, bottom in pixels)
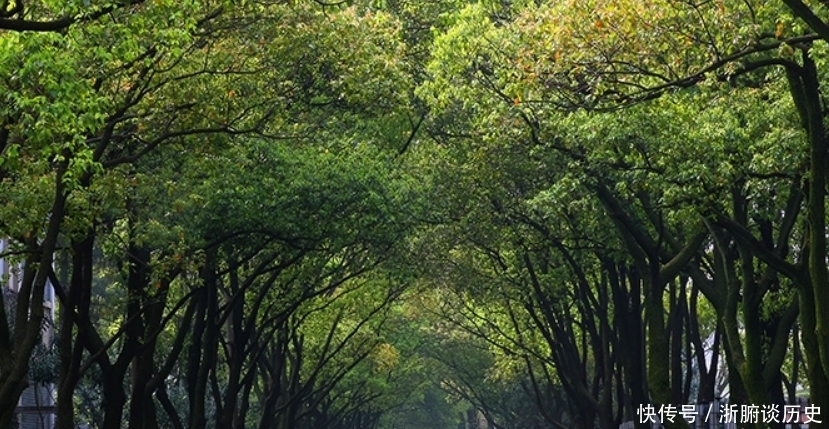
left=1, top=239, right=56, bottom=429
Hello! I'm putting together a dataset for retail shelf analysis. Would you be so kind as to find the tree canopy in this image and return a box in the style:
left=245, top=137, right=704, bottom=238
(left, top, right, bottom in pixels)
left=2, top=1, right=829, bottom=429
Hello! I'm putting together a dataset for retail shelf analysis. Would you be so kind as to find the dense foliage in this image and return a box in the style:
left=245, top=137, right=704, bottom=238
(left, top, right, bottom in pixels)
left=3, top=1, right=829, bottom=429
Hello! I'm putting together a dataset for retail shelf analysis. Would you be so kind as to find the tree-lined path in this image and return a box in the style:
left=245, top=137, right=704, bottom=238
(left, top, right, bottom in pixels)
left=2, top=1, right=829, bottom=429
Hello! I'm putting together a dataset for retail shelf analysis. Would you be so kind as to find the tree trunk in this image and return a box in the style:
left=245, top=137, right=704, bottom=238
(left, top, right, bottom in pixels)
left=56, top=234, right=94, bottom=429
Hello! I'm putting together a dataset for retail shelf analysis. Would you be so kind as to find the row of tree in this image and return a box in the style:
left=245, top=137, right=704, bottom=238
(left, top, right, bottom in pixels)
left=1, top=1, right=439, bottom=428
left=4, top=1, right=829, bottom=429
left=406, top=2, right=829, bottom=429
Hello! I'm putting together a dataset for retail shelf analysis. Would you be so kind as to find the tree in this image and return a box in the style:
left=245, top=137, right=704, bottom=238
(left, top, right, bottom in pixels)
left=417, top=3, right=818, bottom=429
left=2, top=1, right=422, bottom=427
